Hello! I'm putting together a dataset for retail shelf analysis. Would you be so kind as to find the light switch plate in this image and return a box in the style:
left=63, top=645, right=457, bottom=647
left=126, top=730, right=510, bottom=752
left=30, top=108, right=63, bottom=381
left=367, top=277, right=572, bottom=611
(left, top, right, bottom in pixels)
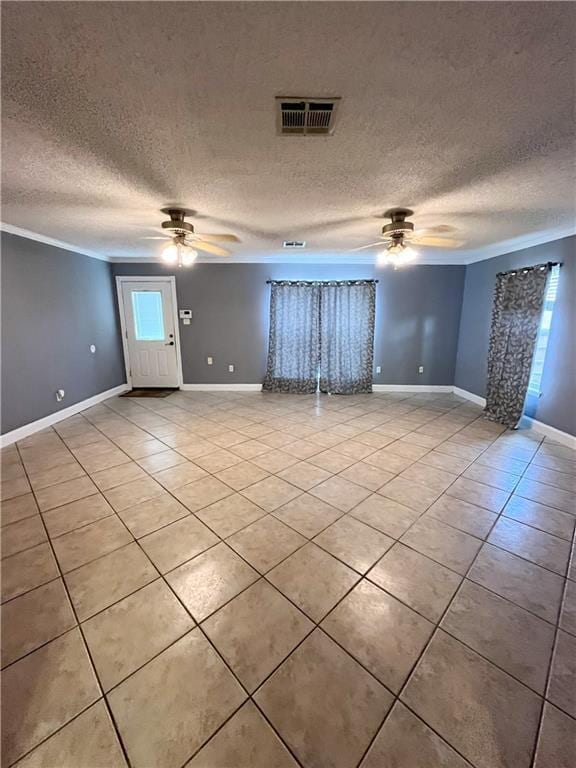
left=207, top=357, right=213, bottom=365
left=228, top=364, right=234, bottom=373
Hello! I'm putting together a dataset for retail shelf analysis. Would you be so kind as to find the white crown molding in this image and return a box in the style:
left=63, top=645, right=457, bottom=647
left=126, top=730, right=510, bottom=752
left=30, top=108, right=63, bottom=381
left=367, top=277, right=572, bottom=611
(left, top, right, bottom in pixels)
left=0, top=384, right=129, bottom=447
left=461, top=227, right=576, bottom=265
left=1, top=223, right=110, bottom=262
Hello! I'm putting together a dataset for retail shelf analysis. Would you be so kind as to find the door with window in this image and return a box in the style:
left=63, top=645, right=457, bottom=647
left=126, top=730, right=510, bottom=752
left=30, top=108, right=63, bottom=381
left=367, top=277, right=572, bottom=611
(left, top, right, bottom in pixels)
left=120, top=280, right=180, bottom=388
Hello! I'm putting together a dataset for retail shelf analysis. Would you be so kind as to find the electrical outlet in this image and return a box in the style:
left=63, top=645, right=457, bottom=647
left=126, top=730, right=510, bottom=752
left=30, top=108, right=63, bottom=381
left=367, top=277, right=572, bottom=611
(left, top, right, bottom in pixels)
left=376, top=366, right=381, bottom=374
left=207, top=357, right=213, bottom=365
left=228, top=364, right=235, bottom=373
left=418, top=365, right=424, bottom=374
left=55, top=389, right=65, bottom=402
left=90, top=344, right=96, bottom=354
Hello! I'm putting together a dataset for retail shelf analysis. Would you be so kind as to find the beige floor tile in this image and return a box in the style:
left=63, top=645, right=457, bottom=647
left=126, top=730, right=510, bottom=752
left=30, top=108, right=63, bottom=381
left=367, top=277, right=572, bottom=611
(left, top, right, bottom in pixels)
left=419, top=450, right=472, bottom=475
left=426, top=494, right=497, bottom=539
left=463, top=463, right=521, bottom=492
left=1, top=578, right=76, bottom=667
left=402, top=630, right=542, bottom=768
left=469, top=543, right=564, bottom=623
left=332, top=439, right=376, bottom=461
left=119, top=494, right=190, bottom=538
left=0, top=475, right=32, bottom=501
left=203, top=579, right=313, bottom=691
left=277, top=460, right=332, bottom=491
left=1, top=543, right=59, bottom=603
left=136, top=449, right=188, bottom=473
left=307, top=449, right=356, bottom=474
left=488, top=517, right=570, bottom=575
left=194, top=448, right=243, bottom=473
left=152, top=462, right=208, bottom=491
left=43, top=494, right=114, bottom=538
left=363, top=449, right=415, bottom=474
left=400, top=463, right=459, bottom=493
left=282, top=439, right=325, bottom=460
left=446, top=476, right=510, bottom=513
left=229, top=439, right=272, bottom=459
left=503, top=494, right=575, bottom=541
left=108, top=629, right=246, bottom=768
left=548, top=630, right=576, bottom=718
left=166, top=542, right=258, bottom=621
left=35, top=476, right=98, bottom=512
left=1, top=629, right=100, bottom=765
left=122, top=438, right=169, bottom=460
left=172, top=476, right=233, bottom=512
left=75, top=449, right=131, bottom=474
left=308, top=475, right=371, bottom=512
left=186, top=701, right=298, bottom=768
left=525, top=464, right=576, bottom=493
left=401, top=516, right=481, bottom=574
left=360, top=701, right=470, bottom=768
left=313, top=515, right=394, bottom=573
left=268, top=542, right=359, bottom=622
left=379, top=476, right=442, bottom=513
left=83, top=579, right=194, bottom=690
left=2, top=515, right=47, bottom=558
left=241, top=476, right=302, bottom=512
left=139, top=514, right=219, bottom=572
left=90, top=461, right=147, bottom=491
left=52, top=515, right=132, bottom=573
left=323, top=580, right=433, bottom=692
left=255, top=629, right=393, bottom=768
left=29, top=462, right=86, bottom=492
left=272, top=493, right=343, bottom=538
left=442, top=580, right=555, bottom=692
left=350, top=494, right=420, bottom=538
left=339, top=461, right=395, bottom=491
left=368, top=542, right=462, bottom=622
left=103, top=476, right=165, bottom=512
left=533, top=702, right=576, bottom=768
left=14, top=700, right=127, bottom=768
left=215, top=461, right=270, bottom=491
left=1, top=493, right=39, bottom=527
left=226, top=515, right=306, bottom=573
left=515, top=477, right=576, bottom=514
left=195, top=493, right=267, bottom=538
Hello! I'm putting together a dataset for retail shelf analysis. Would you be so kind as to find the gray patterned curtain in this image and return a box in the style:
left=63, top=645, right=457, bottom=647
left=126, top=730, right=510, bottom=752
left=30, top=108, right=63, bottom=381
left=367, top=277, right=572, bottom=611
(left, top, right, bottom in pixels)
left=320, top=281, right=376, bottom=394
left=263, top=282, right=320, bottom=393
left=485, top=264, right=551, bottom=428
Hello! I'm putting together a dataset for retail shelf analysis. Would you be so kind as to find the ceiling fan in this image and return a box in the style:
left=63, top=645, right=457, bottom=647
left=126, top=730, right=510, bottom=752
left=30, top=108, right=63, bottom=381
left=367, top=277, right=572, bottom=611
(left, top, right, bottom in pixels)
left=144, top=209, right=239, bottom=266
left=351, top=208, right=464, bottom=268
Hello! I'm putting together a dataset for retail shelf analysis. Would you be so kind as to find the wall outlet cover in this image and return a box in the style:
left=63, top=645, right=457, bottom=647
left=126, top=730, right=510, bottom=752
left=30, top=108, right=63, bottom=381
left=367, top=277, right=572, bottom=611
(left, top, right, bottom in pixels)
left=418, top=366, right=424, bottom=374
left=207, top=357, right=213, bottom=365
left=376, top=366, right=381, bottom=374
left=228, top=364, right=235, bottom=373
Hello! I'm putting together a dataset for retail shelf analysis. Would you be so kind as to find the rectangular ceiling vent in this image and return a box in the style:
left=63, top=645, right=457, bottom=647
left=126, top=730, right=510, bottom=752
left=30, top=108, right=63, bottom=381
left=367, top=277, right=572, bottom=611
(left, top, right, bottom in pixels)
left=283, top=240, right=307, bottom=248
left=276, top=97, right=340, bottom=136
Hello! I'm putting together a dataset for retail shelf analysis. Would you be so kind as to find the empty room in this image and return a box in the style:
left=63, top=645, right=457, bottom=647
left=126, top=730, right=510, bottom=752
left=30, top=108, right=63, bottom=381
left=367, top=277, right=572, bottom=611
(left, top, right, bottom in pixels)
left=1, top=2, right=575, bottom=767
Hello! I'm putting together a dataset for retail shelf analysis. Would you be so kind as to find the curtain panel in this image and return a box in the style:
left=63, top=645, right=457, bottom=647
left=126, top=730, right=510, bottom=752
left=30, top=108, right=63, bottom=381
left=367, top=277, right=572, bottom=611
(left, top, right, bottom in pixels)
left=484, top=263, right=551, bottom=428
left=320, top=281, right=376, bottom=394
left=262, top=282, right=320, bottom=393
left=263, top=280, right=376, bottom=395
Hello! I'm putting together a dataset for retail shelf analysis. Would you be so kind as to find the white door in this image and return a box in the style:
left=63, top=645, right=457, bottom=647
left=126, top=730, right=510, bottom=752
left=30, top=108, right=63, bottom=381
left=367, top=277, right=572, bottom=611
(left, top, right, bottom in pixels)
left=120, top=280, right=180, bottom=388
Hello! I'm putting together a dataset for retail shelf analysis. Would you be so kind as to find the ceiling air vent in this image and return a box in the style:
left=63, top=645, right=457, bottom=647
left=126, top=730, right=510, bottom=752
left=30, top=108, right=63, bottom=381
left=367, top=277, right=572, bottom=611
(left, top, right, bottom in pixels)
left=283, top=240, right=307, bottom=248
left=276, top=97, right=340, bottom=136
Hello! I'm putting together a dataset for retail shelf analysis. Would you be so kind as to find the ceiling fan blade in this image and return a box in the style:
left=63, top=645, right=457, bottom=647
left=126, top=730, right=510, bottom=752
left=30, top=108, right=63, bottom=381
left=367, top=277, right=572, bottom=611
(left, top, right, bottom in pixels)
left=191, top=240, right=231, bottom=257
left=195, top=234, right=240, bottom=243
left=410, top=235, right=465, bottom=248
left=348, top=241, right=384, bottom=252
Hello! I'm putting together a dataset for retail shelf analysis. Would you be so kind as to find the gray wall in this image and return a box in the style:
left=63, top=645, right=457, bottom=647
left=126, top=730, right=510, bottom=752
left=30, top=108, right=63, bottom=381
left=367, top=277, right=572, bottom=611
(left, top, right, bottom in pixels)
left=455, top=236, right=576, bottom=436
left=113, top=262, right=466, bottom=387
left=1, top=233, right=126, bottom=433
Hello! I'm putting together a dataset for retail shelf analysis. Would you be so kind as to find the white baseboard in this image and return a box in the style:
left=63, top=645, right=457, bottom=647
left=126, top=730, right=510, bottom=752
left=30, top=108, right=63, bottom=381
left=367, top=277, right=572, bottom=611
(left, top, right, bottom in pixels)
left=180, top=384, right=263, bottom=392
left=452, top=386, right=486, bottom=407
left=373, top=385, right=453, bottom=393
left=453, top=387, right=576, bottom=448
left=0, top=384, right=129, bottom=448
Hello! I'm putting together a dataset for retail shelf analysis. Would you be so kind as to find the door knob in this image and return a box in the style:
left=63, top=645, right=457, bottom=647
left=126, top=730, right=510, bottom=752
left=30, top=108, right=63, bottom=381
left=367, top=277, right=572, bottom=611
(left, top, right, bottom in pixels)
left=165, top=341, right=175, bottom=346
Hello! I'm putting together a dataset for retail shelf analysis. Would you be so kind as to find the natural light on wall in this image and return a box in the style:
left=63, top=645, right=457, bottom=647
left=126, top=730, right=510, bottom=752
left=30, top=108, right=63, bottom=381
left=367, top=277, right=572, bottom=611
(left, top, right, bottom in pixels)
left=527, top=264, right=560, bottom=396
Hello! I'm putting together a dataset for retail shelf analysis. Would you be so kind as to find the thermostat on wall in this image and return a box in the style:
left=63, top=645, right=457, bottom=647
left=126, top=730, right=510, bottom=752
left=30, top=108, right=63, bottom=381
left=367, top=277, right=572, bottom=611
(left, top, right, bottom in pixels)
left=179, top=309, right=192, bottom=319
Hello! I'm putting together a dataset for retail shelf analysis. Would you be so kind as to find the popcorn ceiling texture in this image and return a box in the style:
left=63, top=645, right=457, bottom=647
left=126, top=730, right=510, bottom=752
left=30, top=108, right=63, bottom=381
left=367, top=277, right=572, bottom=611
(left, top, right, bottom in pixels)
left=1, top=1, right=575, bottom=262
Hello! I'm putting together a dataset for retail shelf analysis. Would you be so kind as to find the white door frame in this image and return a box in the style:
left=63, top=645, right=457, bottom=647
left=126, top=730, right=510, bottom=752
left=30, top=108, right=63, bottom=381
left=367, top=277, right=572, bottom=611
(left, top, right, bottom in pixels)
left=116, top=276, right=184, bottom=389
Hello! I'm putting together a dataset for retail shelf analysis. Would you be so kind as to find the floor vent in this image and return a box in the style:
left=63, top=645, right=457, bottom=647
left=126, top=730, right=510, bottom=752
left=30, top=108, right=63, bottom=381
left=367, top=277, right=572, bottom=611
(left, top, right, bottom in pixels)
left=283, top=240, right=307, bottom=248
left=276, top=97, right=340, bottom=136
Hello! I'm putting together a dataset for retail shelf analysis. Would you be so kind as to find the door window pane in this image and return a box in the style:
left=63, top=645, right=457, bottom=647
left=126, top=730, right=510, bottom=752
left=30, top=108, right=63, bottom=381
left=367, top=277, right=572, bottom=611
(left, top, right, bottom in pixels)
left=131, top=291, right=165, bottom=341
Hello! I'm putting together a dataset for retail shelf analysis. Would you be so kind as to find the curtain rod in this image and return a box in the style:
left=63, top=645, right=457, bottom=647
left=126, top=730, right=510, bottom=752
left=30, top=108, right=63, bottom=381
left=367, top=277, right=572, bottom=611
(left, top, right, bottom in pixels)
left=266, top=279, right=379, bottom=285
left=497, top=261, right=562, bottom=277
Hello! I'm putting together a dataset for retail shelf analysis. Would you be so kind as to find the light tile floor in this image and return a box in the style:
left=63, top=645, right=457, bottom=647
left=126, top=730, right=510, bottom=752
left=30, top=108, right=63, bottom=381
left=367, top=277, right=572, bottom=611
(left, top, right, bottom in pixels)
left=1, top=390, right=575, bottom=768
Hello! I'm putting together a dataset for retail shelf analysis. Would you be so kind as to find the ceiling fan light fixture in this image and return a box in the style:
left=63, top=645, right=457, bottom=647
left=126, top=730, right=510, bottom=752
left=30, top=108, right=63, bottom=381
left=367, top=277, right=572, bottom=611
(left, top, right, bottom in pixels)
left=376, top=239, right=418, bottom=269
left=161, top=238, right=198, bottom=267
left=161, top=243, right=179, bottom=264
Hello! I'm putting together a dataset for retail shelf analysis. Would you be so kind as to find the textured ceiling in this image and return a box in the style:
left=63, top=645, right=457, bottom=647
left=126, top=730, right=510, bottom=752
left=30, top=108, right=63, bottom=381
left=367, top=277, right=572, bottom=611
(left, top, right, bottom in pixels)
left=2, top=1, right=575, bottom=263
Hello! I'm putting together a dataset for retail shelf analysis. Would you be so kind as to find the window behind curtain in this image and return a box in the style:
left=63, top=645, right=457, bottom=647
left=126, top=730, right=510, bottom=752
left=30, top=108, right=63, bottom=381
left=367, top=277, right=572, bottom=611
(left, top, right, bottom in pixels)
left=527, top=264, right=560, bottom=396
